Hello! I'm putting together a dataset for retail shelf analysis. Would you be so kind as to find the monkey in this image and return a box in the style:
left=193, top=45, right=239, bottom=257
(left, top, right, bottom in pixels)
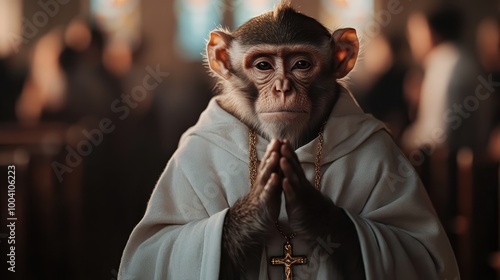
left=118, top=2, right=459, bottom=279
left=206, top=2, right=363, bottom=279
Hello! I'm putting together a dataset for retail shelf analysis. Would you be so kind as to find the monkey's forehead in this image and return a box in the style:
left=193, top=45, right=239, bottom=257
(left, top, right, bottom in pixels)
left=231, top=42, right=330, bottom=57
left=232, top=8, right=332, bottom=46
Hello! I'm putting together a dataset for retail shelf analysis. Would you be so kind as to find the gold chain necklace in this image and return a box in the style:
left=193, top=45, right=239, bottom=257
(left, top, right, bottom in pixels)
left=248, top=123, right=325, bottom=280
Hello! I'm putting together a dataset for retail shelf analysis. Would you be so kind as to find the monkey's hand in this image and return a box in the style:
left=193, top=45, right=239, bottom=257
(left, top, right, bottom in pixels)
left=279, top=139, right=365, bottom=279
left=220, top=139, right=283, bottom=279
left=279, top=140, right=350, bottom=241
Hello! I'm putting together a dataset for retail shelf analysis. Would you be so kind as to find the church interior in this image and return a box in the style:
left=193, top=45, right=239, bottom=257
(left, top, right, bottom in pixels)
left=0, top=0, right=499, bottom=279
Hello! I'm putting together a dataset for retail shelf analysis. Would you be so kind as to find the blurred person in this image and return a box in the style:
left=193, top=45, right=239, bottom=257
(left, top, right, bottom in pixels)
left=15, top=19, right=125, bottom=125
left=402, top=6, right=477, bottom=153
left=15, top=28, right=66, bottom=126
left=57, top=19, right=124, bottom=123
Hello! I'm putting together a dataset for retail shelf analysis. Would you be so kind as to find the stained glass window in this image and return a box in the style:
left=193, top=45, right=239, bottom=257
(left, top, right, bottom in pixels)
left=90, top=0, right=141, bottom=48
left=233, top=0, right=279, bottom=28
left=175, top=0, right=224, bottom=60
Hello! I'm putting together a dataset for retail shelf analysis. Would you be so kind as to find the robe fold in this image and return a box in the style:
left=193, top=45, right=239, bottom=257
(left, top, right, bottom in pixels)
left=119, top=89, right=460, bottom=279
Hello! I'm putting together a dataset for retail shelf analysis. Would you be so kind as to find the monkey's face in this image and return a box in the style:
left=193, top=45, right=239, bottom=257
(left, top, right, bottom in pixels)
left=241, top=44, right=328, bottom=141
left=206, top=5, right=359, bottom=147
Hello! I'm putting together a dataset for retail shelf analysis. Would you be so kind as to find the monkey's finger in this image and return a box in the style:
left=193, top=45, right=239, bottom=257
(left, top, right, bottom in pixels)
left=282, top=178, right=297, bottom=205
left=260, top=173, right=283, bottom=220
left=280, top=157, right=303, bottom=191
left=280, top=141, right=306, bottom=178
left=281, top=140, right=298, bottom=158
left=261, top=173, right=282, bottom=200
left=259, top=139, right=282, bottom=170
left=257, top=151, right=280, bottom=188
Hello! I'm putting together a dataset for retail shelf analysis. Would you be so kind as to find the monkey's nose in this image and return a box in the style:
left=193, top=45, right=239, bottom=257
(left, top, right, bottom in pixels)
left=274, top=79, right=291, bottom=96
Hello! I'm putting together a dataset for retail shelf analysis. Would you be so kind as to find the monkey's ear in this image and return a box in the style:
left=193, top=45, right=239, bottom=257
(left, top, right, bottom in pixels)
left=207, top=31, right=233, bottom=80
left=332, top=28, right=359, bottom=78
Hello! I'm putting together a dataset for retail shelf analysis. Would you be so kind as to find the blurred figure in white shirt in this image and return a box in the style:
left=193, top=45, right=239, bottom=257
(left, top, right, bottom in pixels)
left=402, top=6, right=475, bottom=153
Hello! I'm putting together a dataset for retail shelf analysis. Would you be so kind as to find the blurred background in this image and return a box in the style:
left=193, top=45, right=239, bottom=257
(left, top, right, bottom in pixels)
left=0, top=0, right=499, bottom=279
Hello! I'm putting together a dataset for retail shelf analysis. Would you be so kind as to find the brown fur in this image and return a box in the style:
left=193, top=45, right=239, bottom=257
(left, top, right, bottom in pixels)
left=219, top=195, right=269, bottom=279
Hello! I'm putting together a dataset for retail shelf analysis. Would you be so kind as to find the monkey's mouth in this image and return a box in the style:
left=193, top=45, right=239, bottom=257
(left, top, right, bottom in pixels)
left=259, top=110, right=308, bottom=121
left=279, top=109, right=308, bottom=113
left=260, top=109, right=309, bottom=114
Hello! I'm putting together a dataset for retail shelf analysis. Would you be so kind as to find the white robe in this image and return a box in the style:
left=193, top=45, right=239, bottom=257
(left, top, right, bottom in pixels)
left=118, top=89, right=460, bottom=280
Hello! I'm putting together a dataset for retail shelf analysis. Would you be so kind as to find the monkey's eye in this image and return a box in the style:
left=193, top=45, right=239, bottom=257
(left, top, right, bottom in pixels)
left=255, top=61, right=273, bottom=71
left=294, top=60, right=311, bottom=70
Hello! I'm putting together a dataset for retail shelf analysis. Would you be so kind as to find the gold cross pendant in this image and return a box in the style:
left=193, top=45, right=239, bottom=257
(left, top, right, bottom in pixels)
left=271, top=241, right=307, bottom=280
